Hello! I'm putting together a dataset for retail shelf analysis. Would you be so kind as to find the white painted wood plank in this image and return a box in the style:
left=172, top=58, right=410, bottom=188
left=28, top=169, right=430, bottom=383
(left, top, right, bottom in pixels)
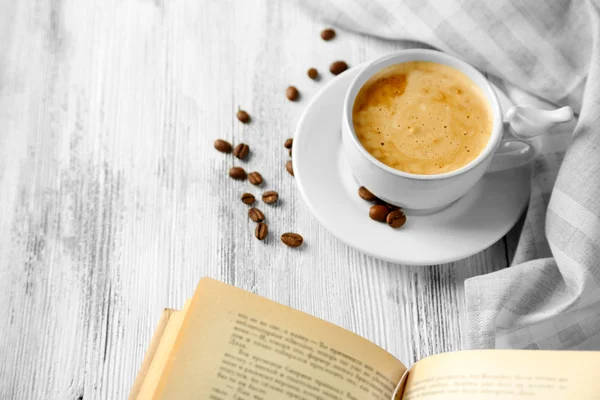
left=0, top=1, right=509, bottom=399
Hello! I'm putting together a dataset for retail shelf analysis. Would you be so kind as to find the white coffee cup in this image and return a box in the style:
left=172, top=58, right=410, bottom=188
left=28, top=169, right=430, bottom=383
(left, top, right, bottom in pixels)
left=342, top=49, right=573, bottom=211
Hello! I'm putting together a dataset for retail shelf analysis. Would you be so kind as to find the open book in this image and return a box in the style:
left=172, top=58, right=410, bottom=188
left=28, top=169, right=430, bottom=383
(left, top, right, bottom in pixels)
left=130, top=278, right=600, bottom=399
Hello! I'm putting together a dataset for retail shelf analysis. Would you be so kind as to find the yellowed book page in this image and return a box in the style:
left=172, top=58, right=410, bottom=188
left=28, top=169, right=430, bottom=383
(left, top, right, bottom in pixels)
left=128, top=309, right=175, bottom=400
left=401, top=350, right=600, bottom=400
left=154, top=278, right=407, bottom=400
left=135, top=300, right=191, bottom=399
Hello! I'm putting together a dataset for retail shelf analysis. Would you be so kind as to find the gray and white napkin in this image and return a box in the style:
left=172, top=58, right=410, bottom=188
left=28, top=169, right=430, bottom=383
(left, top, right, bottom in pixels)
left=300, top=0, right=600, bottom=350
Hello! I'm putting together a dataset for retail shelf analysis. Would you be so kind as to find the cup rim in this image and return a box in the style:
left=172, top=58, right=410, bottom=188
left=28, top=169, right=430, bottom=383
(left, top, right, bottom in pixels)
left=343, top=49, right=503, bottom=181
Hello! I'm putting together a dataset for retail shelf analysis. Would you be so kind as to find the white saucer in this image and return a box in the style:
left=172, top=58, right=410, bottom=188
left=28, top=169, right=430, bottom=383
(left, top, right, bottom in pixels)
left=293, top=65, right=531, bottom=266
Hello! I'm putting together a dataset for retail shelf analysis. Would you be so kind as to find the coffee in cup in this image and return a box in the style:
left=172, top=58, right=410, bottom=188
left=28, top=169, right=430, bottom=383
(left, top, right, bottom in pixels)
left=352, top=61, right=493, bottom=175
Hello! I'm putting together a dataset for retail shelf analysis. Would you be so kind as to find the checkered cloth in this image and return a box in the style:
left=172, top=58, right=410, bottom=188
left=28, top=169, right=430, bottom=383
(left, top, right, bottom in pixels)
left=301, top=0, right=600, bottom=349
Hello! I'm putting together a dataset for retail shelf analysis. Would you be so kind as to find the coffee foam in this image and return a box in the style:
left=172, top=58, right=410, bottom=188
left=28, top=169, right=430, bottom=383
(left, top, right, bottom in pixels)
left=352, top=61, right=493, bottom=175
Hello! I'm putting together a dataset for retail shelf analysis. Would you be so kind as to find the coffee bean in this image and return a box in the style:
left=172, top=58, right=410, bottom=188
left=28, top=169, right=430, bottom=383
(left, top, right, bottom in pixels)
left=229, top=167, right=247, bottom=180
left=248, top=172, right=263, bottom=186
left=281, top=232, right=303, bottom=248
left=284, top=138, right=293, bottom=149
left=255, top=222, right=268, bottom=240
left=241, top=193, right=255, bottom=205
left=330, top=61, right=348, bottom=76
left=248, top=207, right=265, bottom=223
left=369, top=204, right=389, bottom=222
left=233, top=143, right=250, bottom=160
left=320, top=28, right=336, bottom=41
left=214, top=139, right=232, bottom=153
left=286, top=86, right=299, bottom=101
left=237, top=110, right=250, bottom=123
left=358, top=186, right=376, bottom=202
left=262, top=190, right=279, bottom=204
left=307, top=68, right=318, bottom=80
left=285, top=160, right=294, bottom=176
left=386, top=210, right=406, bottom=228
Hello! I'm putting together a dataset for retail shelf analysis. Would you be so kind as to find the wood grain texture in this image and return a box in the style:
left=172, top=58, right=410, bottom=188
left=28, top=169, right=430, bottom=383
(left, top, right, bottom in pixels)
left=0, top=0, right=511, bottom=398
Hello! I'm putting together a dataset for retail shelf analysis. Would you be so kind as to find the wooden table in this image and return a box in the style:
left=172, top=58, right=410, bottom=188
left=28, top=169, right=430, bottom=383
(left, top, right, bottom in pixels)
left=0, top=1, right=520, bottom=398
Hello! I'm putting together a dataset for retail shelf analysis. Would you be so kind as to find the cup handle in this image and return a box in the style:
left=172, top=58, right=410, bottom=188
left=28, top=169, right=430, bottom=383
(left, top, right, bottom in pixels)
left=487, top=106, right=573, bottom=173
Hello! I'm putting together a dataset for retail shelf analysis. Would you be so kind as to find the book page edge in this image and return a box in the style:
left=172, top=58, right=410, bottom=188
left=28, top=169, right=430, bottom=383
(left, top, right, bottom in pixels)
left=128, top=308, right=176, bottom=400
left=392, top=367, right=411, bottom=400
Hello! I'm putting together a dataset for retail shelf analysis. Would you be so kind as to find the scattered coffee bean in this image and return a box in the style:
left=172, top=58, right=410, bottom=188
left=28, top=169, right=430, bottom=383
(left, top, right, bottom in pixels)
left=387, top=210, right=407, bottom=229
left=236, top=110, right=250, bottom=123
left=320, top=28, right=336, bottom=41
left=307, top=68, right=319, bottom=80
left=286, top=86, right=299, bottom=101
left=330, top=61, right=348, bottom=76
left=248, top=207, right=265, bottom=223
left=284, top=138, right=293, bottom=149
left=248, top=172, right=263, bottom=186
left=233, top=143, right=250, bottom=160
left=255, top=222, right=268, bottom=240
left=281, top=232, right=303, bottom=248
left=369, top=204, right=389, bottom=222
left=289, top=149, right=292, bottom=158
left=285, top=160, right=294, bottom=176
left=229, top=167, right=247, bottom=180
left=241, top=193, right=255, bottom=205
left=262, top=190, right=279, bottom=204
left=358, top=186, right=377, bottom=202
left=214, top=139, right=232, bottom=153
